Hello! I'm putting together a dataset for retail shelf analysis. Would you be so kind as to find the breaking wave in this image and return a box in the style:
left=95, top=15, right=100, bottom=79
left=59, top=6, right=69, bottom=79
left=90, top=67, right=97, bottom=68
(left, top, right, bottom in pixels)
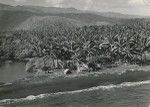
left=1, top=68, right=150, bottom=106
left=0, top=80, right=150, bottom=106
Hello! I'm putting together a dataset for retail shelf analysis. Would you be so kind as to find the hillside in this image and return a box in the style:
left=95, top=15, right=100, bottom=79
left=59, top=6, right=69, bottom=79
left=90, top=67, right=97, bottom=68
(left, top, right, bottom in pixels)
left=0, top=3, right=148, bottom=31
left=0, top=3, right=13, bottom=10
left=0, top=10, right=34, bottom=30
left=17, top=5, right=81, bottom=14
left=0, top=10, right=122, bottom=31
left=0, top=3, right=82, bottom=14
left=49, top=13, right=122, bottom=25
left=92, top=12, right=146, bottom=19
left=16, top=16, right=85, bottom=31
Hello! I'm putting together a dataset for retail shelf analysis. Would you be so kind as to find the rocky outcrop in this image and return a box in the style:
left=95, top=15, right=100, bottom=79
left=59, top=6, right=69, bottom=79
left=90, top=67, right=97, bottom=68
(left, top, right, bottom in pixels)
left=25, top=56, right=63, bottom=73
left=0, top=82, right=4, bottom=86
left=63, top=69, right=72, bottom=75
left=25, top=56, right=91, bottom=75
left=76, top=63, right=89, bottom=73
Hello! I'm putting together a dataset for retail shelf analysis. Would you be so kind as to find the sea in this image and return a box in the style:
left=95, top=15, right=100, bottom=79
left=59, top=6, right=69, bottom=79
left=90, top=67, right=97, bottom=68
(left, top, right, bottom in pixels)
left=0, top=62, right=150, bottom=107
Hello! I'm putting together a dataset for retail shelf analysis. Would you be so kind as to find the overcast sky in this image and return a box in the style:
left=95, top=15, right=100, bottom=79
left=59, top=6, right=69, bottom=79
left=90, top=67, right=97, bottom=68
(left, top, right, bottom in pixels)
left=0, top=0, right=150, bottom=16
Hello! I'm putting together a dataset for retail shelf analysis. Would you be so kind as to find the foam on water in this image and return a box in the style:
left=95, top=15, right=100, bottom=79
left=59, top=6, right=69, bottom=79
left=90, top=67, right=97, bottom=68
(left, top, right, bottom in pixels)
left=0, top=80, right=150, bottom=105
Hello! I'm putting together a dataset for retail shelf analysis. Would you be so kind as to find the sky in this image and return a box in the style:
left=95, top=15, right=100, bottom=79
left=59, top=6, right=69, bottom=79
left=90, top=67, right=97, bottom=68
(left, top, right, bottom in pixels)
left=0, top=0, right=150, bottom=16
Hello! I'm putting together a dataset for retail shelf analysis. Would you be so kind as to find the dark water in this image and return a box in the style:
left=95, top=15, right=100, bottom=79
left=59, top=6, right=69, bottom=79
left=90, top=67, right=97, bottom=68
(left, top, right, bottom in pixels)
left=10, top=83, right=150, bottom=107
left=0, top=64, right=150, bottom=107
left=0, top=61, right=30, bottom=83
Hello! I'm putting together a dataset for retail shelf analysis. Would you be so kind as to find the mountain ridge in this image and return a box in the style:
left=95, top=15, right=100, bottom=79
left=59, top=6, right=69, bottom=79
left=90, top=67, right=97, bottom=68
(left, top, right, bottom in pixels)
left=0, top=3, right=149, bottom=31
left=0, top=3, right=147, bottom=19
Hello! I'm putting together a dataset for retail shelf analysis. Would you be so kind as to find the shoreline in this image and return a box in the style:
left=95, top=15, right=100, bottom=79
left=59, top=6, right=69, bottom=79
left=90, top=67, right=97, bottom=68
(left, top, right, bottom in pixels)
left=1, top=58, right=150, bottom=85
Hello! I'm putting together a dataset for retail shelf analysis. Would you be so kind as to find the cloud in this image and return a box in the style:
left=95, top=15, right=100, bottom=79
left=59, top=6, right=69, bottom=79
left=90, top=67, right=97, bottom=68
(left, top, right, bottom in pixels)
left=58, top=0, right=90, bottom=9
left=84, top=0, right=93, bottom=10
left=143, top=0, right=150, bottom=4
left=14, top=0, right=26, bottom=2
left=45, top=0, right=64, bottom=7
left=0, top=0, right=150, bottom=15
left=128, top=0, right=145, bottom=6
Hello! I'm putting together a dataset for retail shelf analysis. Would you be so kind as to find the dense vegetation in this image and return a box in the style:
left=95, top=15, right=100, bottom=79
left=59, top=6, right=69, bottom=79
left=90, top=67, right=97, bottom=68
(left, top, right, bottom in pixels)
left=0, top=19, right=150, bottom=70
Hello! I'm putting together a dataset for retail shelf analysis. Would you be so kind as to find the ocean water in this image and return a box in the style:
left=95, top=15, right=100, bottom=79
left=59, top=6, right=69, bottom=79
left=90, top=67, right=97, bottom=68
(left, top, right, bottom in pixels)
left=0, top=62, right=30, bottom=83
left=0, top=64, right=150, bottom=107
left=4, top=82, right=149, bottom=107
